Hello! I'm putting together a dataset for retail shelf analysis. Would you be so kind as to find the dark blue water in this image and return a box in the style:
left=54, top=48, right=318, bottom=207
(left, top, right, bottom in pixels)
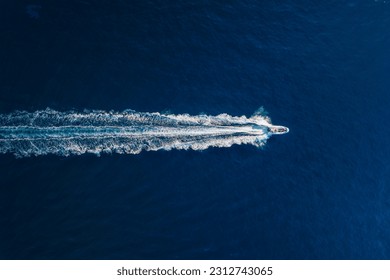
left=1, top=0, right=390, bottom=259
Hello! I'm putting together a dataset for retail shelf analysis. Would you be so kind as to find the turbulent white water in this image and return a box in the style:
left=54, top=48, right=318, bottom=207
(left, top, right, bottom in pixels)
left=0, top=109, right=285, bottom=157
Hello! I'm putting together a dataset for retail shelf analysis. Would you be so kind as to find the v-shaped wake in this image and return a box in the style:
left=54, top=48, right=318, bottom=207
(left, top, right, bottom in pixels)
left=0, top=109, right=288, bottom=157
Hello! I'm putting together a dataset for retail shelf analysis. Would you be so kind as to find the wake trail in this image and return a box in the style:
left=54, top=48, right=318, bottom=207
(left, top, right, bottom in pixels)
left=0, top=109, right=288, bottom=157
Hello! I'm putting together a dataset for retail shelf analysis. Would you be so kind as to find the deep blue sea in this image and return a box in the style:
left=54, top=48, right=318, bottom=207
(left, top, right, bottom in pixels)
left=1, top=0, right=390, bottom=259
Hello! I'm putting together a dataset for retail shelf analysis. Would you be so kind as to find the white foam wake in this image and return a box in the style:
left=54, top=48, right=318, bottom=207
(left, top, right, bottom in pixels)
left=0, top=108, right=284, bottom=157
